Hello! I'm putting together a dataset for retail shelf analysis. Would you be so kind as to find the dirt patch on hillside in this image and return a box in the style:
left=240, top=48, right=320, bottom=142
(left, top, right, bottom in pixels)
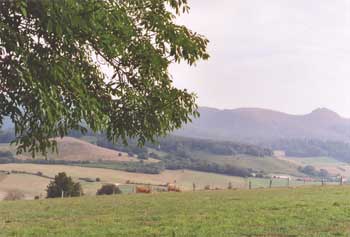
left=17, top=137, right=137, bottom=162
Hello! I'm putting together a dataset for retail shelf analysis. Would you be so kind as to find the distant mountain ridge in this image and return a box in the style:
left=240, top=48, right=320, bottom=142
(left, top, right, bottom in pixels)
left=3, top=107, right=350, bottom=143
left=175, top=107, right=350, bottom=143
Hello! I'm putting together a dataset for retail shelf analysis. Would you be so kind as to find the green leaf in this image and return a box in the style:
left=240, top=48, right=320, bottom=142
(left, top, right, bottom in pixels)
left=0, top=0, right=209, bottom=157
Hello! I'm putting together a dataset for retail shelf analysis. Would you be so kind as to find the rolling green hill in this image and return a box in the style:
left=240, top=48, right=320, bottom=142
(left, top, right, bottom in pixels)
left=191, top=152, right=304, bottom=176
left=77, top=134, right=303, bottom=177
left=0, top=136, right=310, bottom=178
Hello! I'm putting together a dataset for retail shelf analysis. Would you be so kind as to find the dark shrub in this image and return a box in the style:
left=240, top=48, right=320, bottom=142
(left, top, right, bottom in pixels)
left=97, top=184, right=121, bottom=195
left=149, top=152, right=160, bottom=159
left=319, top=169, right=330, bottom=178
left=137, top=153, right=148, bottom=160
left=46, top=172, right=83, bottom=198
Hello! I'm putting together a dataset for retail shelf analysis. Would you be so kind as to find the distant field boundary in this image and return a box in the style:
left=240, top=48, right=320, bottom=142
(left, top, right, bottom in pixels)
left=0, top=163, right=345, bottom=199
left=5, top=170, right=54, bottom=180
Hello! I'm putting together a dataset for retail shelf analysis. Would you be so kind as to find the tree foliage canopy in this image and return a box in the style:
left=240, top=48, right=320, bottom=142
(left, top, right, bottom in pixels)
left=47, top=172, right=82, bottom=198
left=0, top=0, right=209, bottom=156
left=96, top=184, right=121, bottom=196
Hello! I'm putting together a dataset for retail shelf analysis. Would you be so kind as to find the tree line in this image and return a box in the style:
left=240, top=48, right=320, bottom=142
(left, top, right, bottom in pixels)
left=264, top=139, right=350, bottom=162
left=0, top=130, right=263, bottom=177
left=72, top=132, right=273, bottom=158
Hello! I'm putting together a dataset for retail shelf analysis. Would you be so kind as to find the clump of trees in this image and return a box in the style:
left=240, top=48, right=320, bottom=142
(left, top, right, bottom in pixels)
left=47, top=172, right=83, bottom=198
left=97, top=184, right=121, bottom=195
left=137, top=152, right=148, bottom=161
left=265, top=139, right=350, bottom=162
left=149, top=136, right=273, bottom=157
left=95, top=136, right=150, bottom=159
left=160, top=154, right=253, bottom=177
left=72, top=132, right=273, bottom=159
left=298, top=165, right=330, bottom=178
left=67, top=131, right=270, bottom=177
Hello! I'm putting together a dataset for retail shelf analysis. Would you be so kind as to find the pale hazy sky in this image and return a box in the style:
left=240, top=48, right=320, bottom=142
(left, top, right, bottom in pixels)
left=170, top=0, right=350, bottom=117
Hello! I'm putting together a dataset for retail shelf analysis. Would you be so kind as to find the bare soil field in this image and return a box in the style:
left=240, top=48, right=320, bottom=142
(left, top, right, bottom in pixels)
left=1, top=137, right=136, bottom=162
left=0, top=173, right=48, bottom=199
left=0, top=164, right=246, bottom=198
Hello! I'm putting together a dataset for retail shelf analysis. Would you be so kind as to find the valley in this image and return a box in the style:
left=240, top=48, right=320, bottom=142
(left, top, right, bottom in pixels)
left=0, top=135, right=347, bottom=199
left=1, top=109, right=350, bottom=207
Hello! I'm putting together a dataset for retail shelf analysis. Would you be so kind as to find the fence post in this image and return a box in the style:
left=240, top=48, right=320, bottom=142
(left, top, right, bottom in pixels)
left=340, top=176, right=343, bottom=186
left=287, top=178, right=290, bottom=187
left=249, top=180, right=252, bottom=190
left=321, top=179, right=324, bottom=186
left=61, top=190, right=64, bottom=198
left=193, top=182, right=196, bottom=192
left=269, top=179, right=272, bottom=189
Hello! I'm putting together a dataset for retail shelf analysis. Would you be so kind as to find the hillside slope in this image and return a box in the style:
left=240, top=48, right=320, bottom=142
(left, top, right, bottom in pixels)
left=10, top=137, right=136, bottom=162
left=175, top=107, right=350, bottom=142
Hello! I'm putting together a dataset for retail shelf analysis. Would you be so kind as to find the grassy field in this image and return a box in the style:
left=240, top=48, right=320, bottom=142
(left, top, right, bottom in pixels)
left=281, top=156, right=350, bottom=177
left=0, top=164, right=247, bottom=197
left=1, top=186, right=350, bottom=236
left=0, top=164, right=336, bottom=199
left=191, top=152, right=304, bottom=176
left=281, top=156, right=346, bottom=166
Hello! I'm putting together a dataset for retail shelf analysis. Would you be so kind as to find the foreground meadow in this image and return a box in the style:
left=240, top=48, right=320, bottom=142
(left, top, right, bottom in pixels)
left=1, top=186, right=350, bottom=236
